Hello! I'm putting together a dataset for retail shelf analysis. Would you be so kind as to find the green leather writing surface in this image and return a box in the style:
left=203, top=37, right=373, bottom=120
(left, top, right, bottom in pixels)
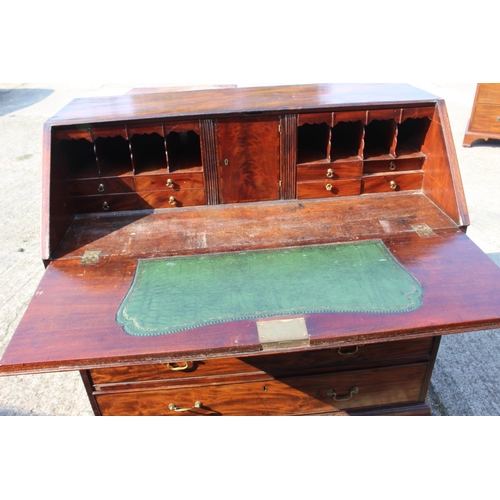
left=117, top=241, right=423, bottom=336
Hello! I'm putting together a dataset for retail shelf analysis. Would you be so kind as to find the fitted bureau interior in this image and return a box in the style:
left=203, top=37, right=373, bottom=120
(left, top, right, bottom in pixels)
left=43, top=99, right=466, bottom=263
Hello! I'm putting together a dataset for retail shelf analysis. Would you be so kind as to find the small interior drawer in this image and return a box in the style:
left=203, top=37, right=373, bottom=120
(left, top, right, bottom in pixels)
left=363, top=157, right=424, bottom=174
left=297, top=179, right=361, bottom=199
left=71, top=193, right=140, bottom=213
left=134, top=173, right=204, bottom=191
left=297, top=161, right=362, bottom=181
left=137, top=189, right=206, bottom=209
left=67, top=177, right=135, bottom=196
left=362, top=172, right=423, bottom=194
left=95, top=363, right=428, bottom=416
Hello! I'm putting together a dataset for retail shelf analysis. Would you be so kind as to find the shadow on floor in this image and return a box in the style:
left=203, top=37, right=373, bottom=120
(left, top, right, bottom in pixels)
left=0, top=88, right=54, bottom=116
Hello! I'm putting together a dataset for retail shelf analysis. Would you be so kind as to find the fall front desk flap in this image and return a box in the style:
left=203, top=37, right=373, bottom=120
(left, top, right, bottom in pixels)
left=116, top=240, right=423, bottom=337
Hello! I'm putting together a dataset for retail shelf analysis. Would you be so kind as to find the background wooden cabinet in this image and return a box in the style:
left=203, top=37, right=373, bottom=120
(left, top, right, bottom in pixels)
left=463, top=83, right=500, bottom=146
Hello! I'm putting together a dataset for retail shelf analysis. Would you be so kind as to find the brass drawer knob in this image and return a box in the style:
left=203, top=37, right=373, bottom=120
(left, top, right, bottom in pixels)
left=326, top=168, right=334, bottom=178
left=166, top=178, right=174, bottom=188
left=102, top=201, right=110, bottom=211
left=98, top=183, right=105, bottom=192
left=169, top=196, right=177, bottom=206
left=389, top=180, right=398, bottom=190
left=168, top=401, right=202, bottom=412
left=327, top=386, right=359, bottom=402
left=325, top=183, right=333, bottom=191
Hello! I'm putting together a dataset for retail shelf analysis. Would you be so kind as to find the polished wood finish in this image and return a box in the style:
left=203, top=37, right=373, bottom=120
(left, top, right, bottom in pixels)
left=89, top=337, right=439, bottom=416
left=463, top=84, right=500, bottom=147
left=95, top=363, right=428, bottom=416
left=2, top=84, right=499, bottom=416
left=216, top=117, right=281, bottom=203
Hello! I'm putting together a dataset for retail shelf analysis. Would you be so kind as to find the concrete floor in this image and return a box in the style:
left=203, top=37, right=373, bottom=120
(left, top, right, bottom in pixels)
left=0, top=83, right=499, bottom=416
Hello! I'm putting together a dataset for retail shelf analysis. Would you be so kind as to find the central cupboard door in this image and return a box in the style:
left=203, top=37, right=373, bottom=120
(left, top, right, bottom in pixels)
left=217, top=117, right=281, bottom=203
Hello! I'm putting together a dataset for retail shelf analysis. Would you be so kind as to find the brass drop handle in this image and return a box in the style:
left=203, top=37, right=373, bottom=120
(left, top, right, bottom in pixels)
left=338, top=346, right=359, bottom=356
left=168, top=401, right=202, bottom=412
left=327, top=387, right=359, bottom=402
left=389, top=180, right=398, bottom=190
left=166, top=361, right=191, bottom=371
left=102, top=201, right=110, bottom=211
left=98, top=183, right=105, bottom=192
left=389, top=161, right=396, bottom=171
left=325, top=183, right=333, bottom=191
left=166, top=178, right=174, bottom=188
left=326, top=168, right=334, bottom=178
left=169, top=196, right=177, bottom=206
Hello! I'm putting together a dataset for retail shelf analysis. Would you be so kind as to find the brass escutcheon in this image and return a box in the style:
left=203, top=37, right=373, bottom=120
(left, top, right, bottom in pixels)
left=389, top=161, right=396, bottom=171
left=98, top=183, right=105, bottom=192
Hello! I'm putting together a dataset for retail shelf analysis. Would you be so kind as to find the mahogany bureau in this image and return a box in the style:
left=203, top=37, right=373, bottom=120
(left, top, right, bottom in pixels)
left=2, top=84, right=500, bottom=416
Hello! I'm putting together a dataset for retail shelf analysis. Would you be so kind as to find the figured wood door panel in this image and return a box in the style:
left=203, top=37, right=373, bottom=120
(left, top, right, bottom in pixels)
left=217, top=117, right=280, bottom=203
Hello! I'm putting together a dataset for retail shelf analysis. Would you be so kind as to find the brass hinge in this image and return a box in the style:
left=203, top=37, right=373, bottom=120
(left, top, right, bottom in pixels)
left=278, top=124, right=282, bottom=133
left=81, top=249, right=102, bottom=265
left=411, top=224, right=436, bottom=238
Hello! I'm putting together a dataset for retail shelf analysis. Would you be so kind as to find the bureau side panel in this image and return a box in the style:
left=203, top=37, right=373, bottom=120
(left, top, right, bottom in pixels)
left=422, top=100, right=469, bottom=227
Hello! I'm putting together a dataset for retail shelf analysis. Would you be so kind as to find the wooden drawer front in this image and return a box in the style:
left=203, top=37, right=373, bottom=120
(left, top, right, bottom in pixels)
left=470, top=104, right=500, bottom=134
left=298, top=179, right=361, bottom=199
left=476, top=83, right=500, bottom=104
left=67, top=177, right=135, bottom=196
left=95, top=363, right=428, bottom=416
left=71, top=193, right=140, bottom=213
left=362, top=173, right=423, bottom=194
left=135, top=173, right=204, bottom=191
left=363, top=157, right=423, bottom=174
left=297, top=161, right=362, bottom=181
left=400, top=106, right=435, bottom=121
left=91, top=337, right=433, bottom=386
left=137, top=189, right=206, bottom=209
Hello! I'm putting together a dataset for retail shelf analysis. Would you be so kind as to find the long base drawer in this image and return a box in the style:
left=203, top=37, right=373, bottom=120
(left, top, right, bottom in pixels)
left=95, top=363, right=428, bottom=416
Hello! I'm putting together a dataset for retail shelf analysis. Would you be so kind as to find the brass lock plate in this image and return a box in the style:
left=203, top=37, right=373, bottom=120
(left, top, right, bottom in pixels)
left=257, top=317, right=310, bottom=350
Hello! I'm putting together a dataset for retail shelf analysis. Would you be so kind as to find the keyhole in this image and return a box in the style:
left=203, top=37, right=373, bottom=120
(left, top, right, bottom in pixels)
left=263, top=386, right=267, bottom=392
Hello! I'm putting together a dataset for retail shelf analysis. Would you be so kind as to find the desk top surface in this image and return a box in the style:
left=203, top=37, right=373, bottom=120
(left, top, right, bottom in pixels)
left=2, top=196, right=500, bottom=375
